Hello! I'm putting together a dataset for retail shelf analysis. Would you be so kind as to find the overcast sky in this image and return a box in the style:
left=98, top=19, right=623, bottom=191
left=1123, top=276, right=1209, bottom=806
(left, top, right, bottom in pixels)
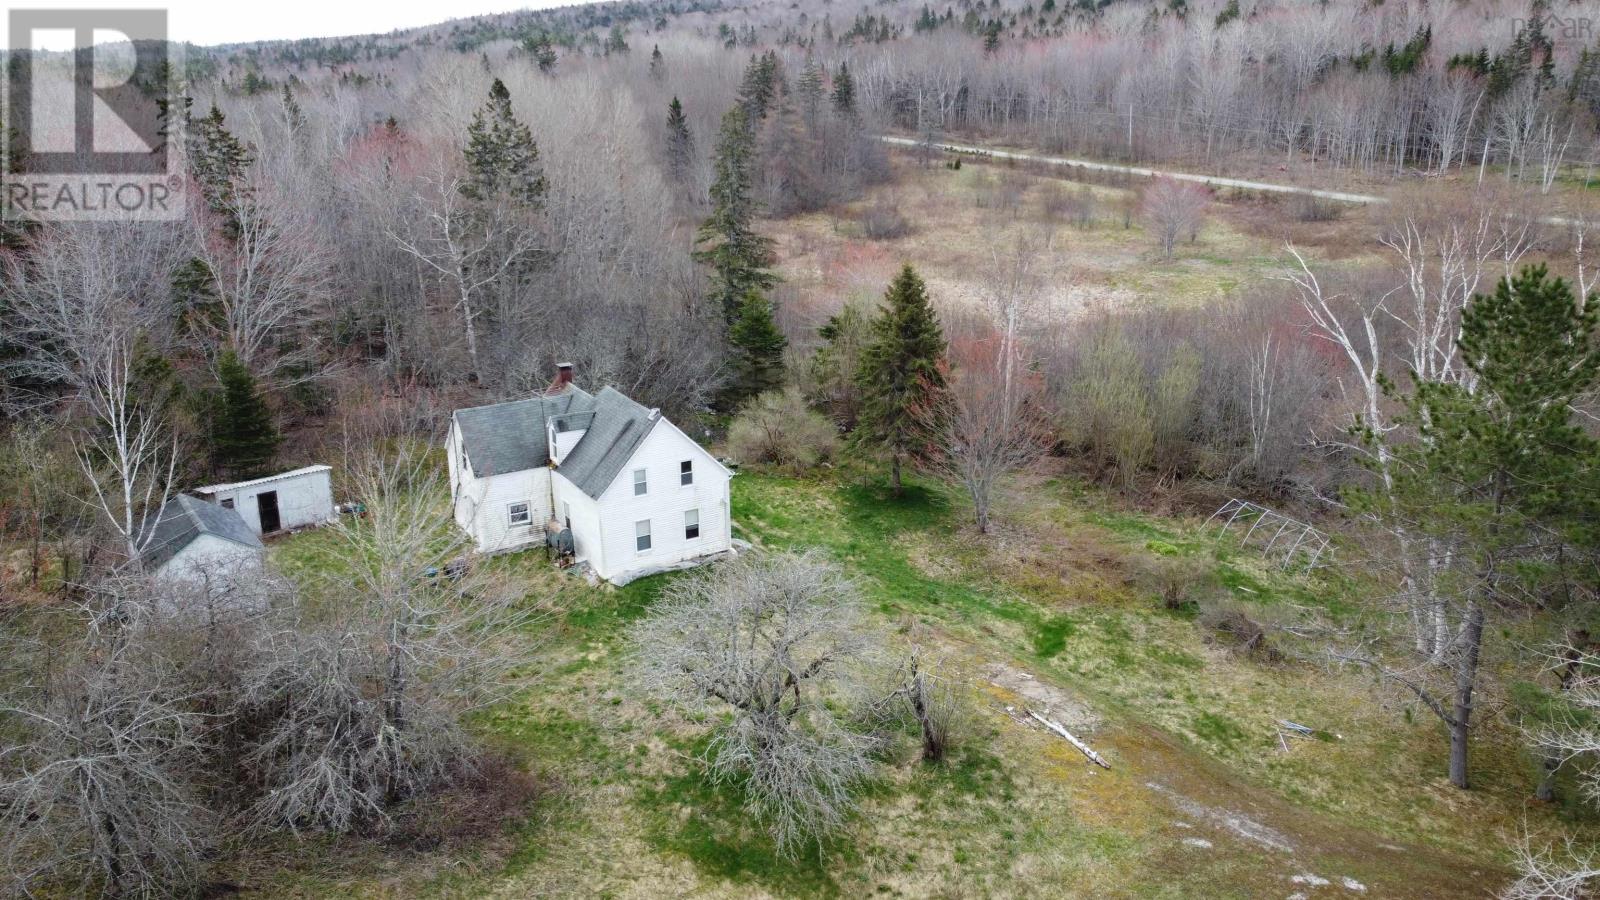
left=14, top=0, right=582, bottom=49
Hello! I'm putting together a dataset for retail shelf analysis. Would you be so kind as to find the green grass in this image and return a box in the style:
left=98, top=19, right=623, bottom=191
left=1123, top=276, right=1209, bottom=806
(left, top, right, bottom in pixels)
left=238, top=463, right=1600, bottom=898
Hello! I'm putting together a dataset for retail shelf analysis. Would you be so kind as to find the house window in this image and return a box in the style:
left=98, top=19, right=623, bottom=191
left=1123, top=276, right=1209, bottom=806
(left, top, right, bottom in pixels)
left=220, top=498, right=234, bottom=509
left=633, top=468, right=648, bottom=496
left=684, top=508, right=700, bottom=540
left=508, top=502, right=531, bottom=527
left=680, top=460, right=694, bottom=486
left=562, top=501, right=571, bottom=529
left=635, top=519, right=652, bottom=552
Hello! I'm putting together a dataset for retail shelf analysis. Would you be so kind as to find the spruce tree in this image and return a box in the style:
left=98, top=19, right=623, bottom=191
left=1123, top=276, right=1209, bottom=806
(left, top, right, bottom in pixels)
left=462, top=79, right=546, bottom=207
left=724, top=289, right=788, bottom=409
left=187, top=104, right=254, bottom=234
left=856, top=265, right=949, bottom=495
left=650, top=44, right=666, bottom=80
left=280, top=84, right=304, bottom=135
left=523, top=32, right=558, bottom=73
left=213, top=350, right=280, bottom=479
left=796, top=56, right=825, bottom=129
left=695, top=104, right=776, bottom=324
left=665, top=97, right=694, bottom=182
left=739, top=52, right=780, bottom=120
left=831, top=62, right=856, bottom=118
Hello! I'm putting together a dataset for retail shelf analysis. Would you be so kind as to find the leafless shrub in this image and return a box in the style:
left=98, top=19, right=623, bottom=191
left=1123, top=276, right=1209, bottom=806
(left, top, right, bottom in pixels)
left=1140, top=177, right=1211, bottom=259
left=727, top=388, right=839, bottom=472
left=0, top=594, right=216, bottom=899
left=1137, top=552, right=1215, bottom=611
left=1291, top=192, right=1343, bottom=223
left=240, top=445, right=541, bottom=836
left=631, top=551, right=877, bottom=855
left=1198, top=598, right=1284, bottom=662
left=860, top=196, right=912, bottom=240
left=863, top=652, right=973, bottom=764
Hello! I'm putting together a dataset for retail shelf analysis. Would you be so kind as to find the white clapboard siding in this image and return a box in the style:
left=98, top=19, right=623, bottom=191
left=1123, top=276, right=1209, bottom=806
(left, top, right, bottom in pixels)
left=155, top=533, right=263, bottom=583
left=586, top=418, right=732, bottom=582
left=551, top=474, right=607, bottom=574
left=462, top=468, right=551, bottom=554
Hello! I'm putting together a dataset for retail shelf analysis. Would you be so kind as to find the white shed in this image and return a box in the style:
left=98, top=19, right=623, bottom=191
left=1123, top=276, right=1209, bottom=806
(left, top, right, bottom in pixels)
left=142, top=494, right=265, bottom=584
left=191, top=465, right=336, bottom=535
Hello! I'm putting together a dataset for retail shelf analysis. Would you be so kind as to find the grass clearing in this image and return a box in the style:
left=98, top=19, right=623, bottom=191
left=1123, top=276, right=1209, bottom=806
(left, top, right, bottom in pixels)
left=245, top=460, right=1598, bottom=897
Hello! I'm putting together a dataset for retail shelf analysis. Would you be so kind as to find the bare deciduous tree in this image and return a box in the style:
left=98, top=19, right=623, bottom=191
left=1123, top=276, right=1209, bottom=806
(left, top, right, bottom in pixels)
left=242, top=443, right=540, bottom=835
left=1140, top=177, right=1210, bottom=260
left=0, top=586, right=215, bottom=898
left=631, top=551, right=876, bottom=855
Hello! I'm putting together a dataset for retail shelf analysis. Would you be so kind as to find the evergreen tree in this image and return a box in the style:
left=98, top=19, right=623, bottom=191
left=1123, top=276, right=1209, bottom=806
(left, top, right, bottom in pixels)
left=523, top=32, right=558, bottom=72
left=724, top=289, right=788, bottom=409
left=695, top=105, right=776, bottom=324
left=796, top=56, right=825, bottom=129
left=605, top=25, right=630, bottom=55
left=831, top=62, right=856, bottom=118
left=856, top=265, right=949, bottom=495
left=650, top=44, right=666, bottom=80
left=187, top=104, right=254, bottom=234
left=809, top=299, right=873, bottom=429
left=280, top=83, right=304, bottom=135
left=462, top=79, right=546, bottom=207
left=665, top=97, right=695, bottom=182
left=739, top=52, right=781, bottom=120
left=212, top=350, right=280, bottom=479
left=1358, top=264, right=1600, bottom=790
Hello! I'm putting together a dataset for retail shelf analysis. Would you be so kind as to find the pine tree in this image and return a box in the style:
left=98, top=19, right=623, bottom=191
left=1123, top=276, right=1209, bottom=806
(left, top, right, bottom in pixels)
left=462, top=79, right=546, bottom=207
left=650, top=44, right=666, bottom=80
left=212, top=349, right=280, bottom=479
left=665, top=97, right=694, bottom=182
left=724, top=289, right=788, bottom=409
left=856, top=265, right=949, bottom=495
left=695, top=104, right=776, bottom=324
left=1359, top=264, right=1600, bottom=790
left=831, top=62, right=856, bottom=118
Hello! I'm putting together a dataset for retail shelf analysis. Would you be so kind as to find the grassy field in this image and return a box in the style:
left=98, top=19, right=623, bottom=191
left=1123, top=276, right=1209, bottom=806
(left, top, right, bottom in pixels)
left=247, top=461, right=1599, bottom=899
left=766, top=157, right=1384, bottom=338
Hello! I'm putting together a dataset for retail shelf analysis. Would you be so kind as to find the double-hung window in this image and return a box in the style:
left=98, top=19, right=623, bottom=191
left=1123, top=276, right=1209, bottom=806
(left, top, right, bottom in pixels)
left=508, top=501, right=531, bottom=527
left=633, top=468, right=648, bottom=496
left=680, top=460, right=694, bottom=486
left=635, top=519, right=652, bottom=552
left=684, top=509, right=700, bottom=540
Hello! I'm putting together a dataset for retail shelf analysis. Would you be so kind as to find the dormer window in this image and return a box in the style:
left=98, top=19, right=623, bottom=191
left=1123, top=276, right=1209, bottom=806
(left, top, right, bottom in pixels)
left=680, top=460, right=693, bottom=486
left=633, top=468, right=648, bottom=496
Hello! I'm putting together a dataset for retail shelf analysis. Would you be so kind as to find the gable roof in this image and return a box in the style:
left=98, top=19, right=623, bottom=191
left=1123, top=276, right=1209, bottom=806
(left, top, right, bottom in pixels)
left=453, top=386, right=595, bottom=477
left=555, top=387, right=660, bottom=499
left=142, top=494, right=265, bottom=572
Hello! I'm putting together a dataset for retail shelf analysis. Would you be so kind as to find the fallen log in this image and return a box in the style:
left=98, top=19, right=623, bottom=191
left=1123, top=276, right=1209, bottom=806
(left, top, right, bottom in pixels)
left=1028, top=709, right=1111, bottom=769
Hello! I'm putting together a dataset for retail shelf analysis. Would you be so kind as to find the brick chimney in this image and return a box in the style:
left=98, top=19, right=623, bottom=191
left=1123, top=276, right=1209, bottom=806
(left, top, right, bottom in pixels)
left=546, top=362, right=575, bottom=394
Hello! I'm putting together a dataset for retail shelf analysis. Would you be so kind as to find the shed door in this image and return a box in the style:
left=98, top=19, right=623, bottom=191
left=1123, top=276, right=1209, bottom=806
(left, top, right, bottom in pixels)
left=257, top=491, right=280, bottom=534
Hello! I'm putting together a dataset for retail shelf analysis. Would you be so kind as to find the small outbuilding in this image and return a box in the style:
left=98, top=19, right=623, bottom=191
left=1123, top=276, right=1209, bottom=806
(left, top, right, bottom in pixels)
left=191, top=465, right=336, bottom=535
left=142, top=494, right=266, bottom=583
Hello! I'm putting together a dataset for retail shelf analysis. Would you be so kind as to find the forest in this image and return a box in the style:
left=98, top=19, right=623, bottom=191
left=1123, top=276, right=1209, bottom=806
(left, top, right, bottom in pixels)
left=6, top=0, right=1600, bottom=896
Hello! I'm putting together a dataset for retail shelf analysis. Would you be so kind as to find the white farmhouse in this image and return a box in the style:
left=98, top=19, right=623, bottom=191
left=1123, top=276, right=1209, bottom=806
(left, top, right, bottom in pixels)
left=191, top=465, right=336, bottom=535
left=447, top=365, right=734, bottom=583
left=142, top=494, right=266, bottom=583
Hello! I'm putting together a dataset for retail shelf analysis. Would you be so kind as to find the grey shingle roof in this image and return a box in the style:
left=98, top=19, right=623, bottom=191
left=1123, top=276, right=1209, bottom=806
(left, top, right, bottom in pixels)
left=452, top=385, right=658, bottom=499
left=555, top=387, right=660, bottom=499
left=454, top=387, right=595, bottom=477
left=142, top=494, right=264, bottom=572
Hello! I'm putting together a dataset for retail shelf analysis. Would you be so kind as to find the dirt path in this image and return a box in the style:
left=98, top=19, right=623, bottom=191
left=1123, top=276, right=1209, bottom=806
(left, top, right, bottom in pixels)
left=882, top=135, right=1579, bottom=227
